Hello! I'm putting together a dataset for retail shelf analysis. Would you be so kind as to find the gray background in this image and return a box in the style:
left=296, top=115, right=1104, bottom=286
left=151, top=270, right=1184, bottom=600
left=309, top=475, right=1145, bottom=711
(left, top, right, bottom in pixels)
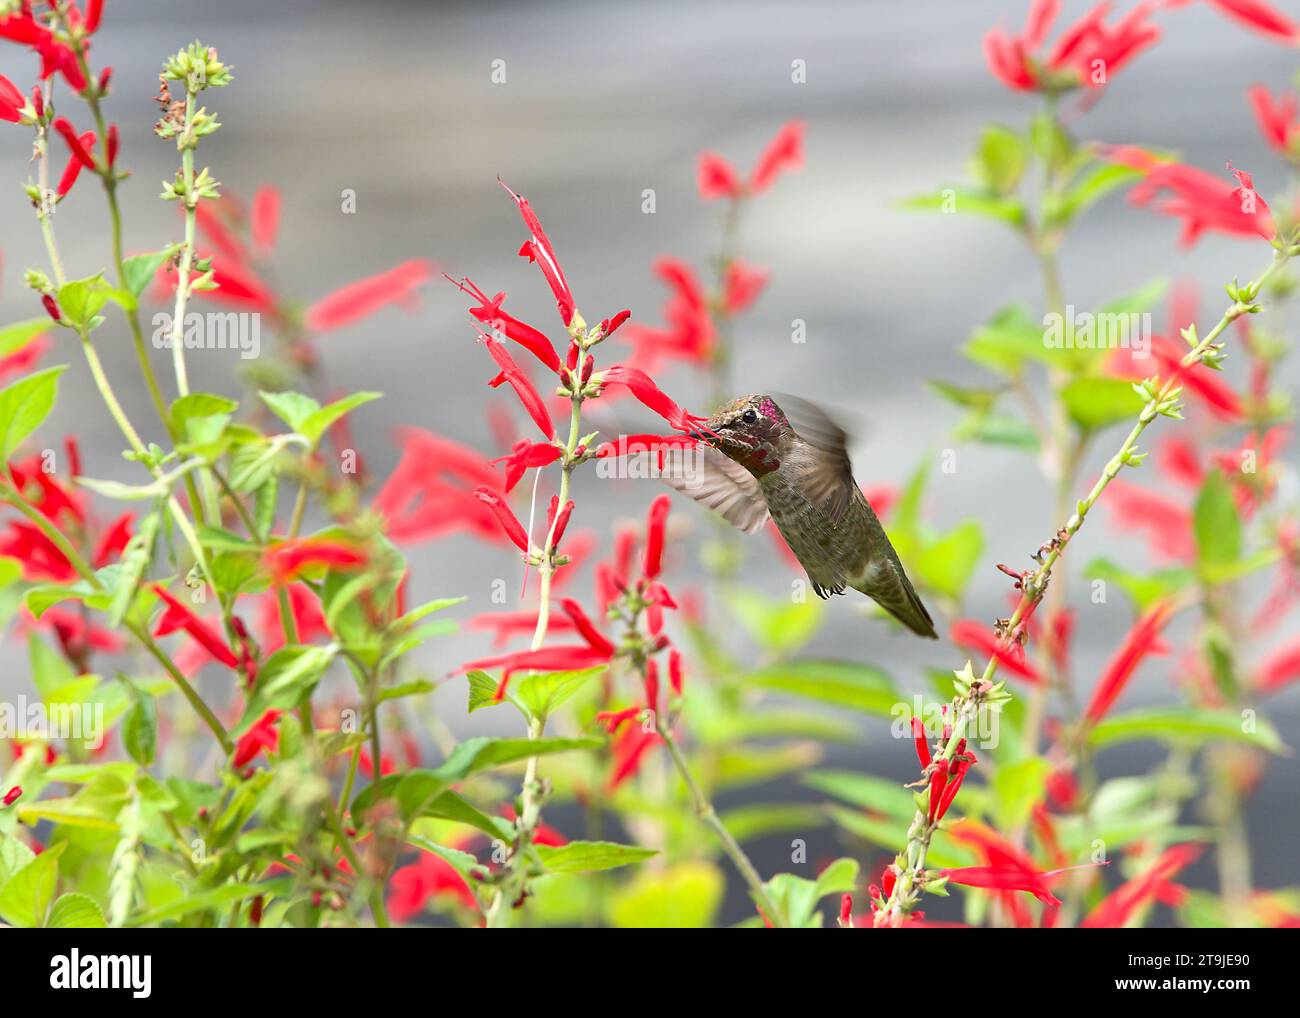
left=1, top=1, right=1297, bottom=922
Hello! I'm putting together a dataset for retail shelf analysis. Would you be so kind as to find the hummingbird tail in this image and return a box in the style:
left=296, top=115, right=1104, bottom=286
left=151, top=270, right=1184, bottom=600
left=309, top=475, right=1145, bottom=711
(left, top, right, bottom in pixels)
left=856, top=558, right=939, bottom=639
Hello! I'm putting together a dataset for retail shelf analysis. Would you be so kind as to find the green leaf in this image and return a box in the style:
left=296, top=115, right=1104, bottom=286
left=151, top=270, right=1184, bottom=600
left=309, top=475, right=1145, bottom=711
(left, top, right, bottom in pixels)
left=1193, top=471, right=1241, bottom=568
left=1086, top=557, right=1195, bottom=611
left=121, top=685, right=158, bottom=767
left=536, top=840, right=657, bottom=874
left=1088, top=707, right=1285, bottom=753
left=515, top=666, right=606, bottom=721
left=716, top=803, right=826, bottom=843
left=901, top=189, right=1025, bottom=227
left=969, top=123, right=1027, bottom=194
left=297, top=391, right=381, bottom=447
left=963, top=304, right=1052, bottom=376
left=1051, top=161, right=1144, bottom=226
left=745, top=660, right=900, bottom=716
left=125, top=882, right=275, bottom=926
left=433, top=736, right=602, bottom=783
left=1061, top=377, right=1146, bottom=431
left=47, top=892, right=107, bottom=928
left=56, top=274, right=118, bottom=326
left=0, top=365, right=67, bottom=459
left=108, top=511, right=159, bottom=627
left=122, top=247, right=179, bottom=298
left=991, top=757, right=1051, bottom=830
left=235, top=644, right=337, bottom=732
left=393, top=596, right=466, bottom=630
left=606, top=862, right=724, bottom=928
left=916, top=521, right=983, bottom=599
left=804, top=769, right=916, bottom=821
left=763, top=857, right=859, bottom=928
left=466, top=670, right=502, bottom=713
left=258, top=389, right=320, bottom=433
left=0, top=318, right=50, bottom=358
left=172, top=392, right=237, bottom=446
left=0, top=841, right=64, bottom=927
left=726, top=590, right=823, bottom=654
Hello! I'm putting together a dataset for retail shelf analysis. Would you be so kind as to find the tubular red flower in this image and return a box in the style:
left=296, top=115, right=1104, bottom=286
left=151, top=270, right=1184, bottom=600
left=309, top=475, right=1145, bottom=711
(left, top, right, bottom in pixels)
left=251, top=185, right=280, bottom=253
left=472, top=486, right=531, bottom=553
left=2, top=785, right=21, bottom=807
left=548, top=497, right=574, bottom=548
left=491, top=440, right=561, bottom=492
left=642, top=494, right=671, bottom=579
left=606, top=723, right=660, bottom=791
left=1081, top=844, right=1203, bottom=927
left=106, top=123, right=119, bottom=168
left=304, top=259, right=435, bottom=332
left=232, top=709, right=281, bottom=769
left=152, top=584, right=239, bottom=669
left=940, top=866, right=1061, bottom=906
left=668, top=648, right=684, bottom=696
left=697, top=152, right=741, bottom=201
left=264, top=538, right=368, bottom=583
left=1249, top=85, right=1299, bottom=153
left=838, top=893, right=853, bottom=926
left=600, top=309, right=631, bottom=338
left=598, top=366, right=707, bottom=433
left=950, top=619, right=1043, bottom=683
left=468, top=610, right=575, bottom=647
left=455, top=276, right=561, bottom=372
left=463, top=645, right=613, bottom=700
left=1201, top=0, right=1300, bottom=42
left=53, top=117, right=95, bottom=168
left=595, top=706, right=641, bottom=734
left=55, top=129, right=96, bottom=196
left=560, top=598, right=615, bottom=657
left=1084, top=600, right=1176, bottom=724
left=482, top=335, right=556, bottom=439
left=85, top=0, right=104, bottom=34
left=749, top=120, right=804, bottom=193
left=926, top=759, right=950, bottom=823
left=41, top=294, right=61, bottom=321
left=1101, top=479, right=1195, bottom=560
left=935, top=748, right=978, bottom=821
left=499, top=179, right=576, bottom=326
left=1252, top=637, right=1300, bottom=693
left=0, top=74, right=22, bottom=122
left=643, top=658, right=660, bottom=711
left=722, top=259, right=770, bottom=315
left=911, top=716, right=932, bottom=769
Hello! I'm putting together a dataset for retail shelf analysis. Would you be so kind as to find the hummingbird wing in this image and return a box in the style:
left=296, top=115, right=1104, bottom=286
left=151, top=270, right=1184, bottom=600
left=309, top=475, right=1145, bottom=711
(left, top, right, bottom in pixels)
left=773, top=393, right=857, bottom=523
left=660, top=444, right=771, bottom=534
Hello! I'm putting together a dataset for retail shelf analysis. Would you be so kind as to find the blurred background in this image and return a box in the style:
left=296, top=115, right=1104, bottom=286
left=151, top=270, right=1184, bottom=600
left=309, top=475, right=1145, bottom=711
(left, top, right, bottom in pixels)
left=1, top=0, right=1297, bottom=923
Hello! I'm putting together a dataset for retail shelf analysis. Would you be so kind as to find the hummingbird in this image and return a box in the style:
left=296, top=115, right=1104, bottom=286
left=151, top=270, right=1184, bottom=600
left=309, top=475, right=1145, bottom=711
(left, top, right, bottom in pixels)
left=664, top=393, right=938, bottom=639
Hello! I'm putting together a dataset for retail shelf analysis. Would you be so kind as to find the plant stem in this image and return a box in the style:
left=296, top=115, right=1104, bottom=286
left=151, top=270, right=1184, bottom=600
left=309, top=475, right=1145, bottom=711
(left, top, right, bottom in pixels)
left=656, top=717, right=785, bottom=926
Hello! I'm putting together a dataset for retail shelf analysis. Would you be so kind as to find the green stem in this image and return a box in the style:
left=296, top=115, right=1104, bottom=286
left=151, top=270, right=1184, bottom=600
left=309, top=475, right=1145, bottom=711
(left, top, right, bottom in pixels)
left=657, top=717, right=785, bottom=926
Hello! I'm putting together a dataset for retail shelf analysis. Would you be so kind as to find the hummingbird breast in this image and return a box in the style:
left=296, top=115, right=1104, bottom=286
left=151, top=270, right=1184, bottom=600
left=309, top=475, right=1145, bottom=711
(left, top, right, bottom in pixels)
left=758, top=469, right=871, bottom=596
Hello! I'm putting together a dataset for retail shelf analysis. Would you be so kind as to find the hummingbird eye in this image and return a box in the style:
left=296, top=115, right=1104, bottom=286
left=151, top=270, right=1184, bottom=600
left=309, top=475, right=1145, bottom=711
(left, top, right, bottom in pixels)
left=742, top=409, right=758, bottom=425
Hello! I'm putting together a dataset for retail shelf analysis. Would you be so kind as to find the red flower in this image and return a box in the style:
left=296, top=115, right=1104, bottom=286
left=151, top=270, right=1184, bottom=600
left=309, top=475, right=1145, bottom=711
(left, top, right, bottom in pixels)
left=232, top=709, right=281, bottom=769
left=491, top=440, right=561, bottom=493
left=723, top=259, right=770, bottom=315
left=926, top=759, right=950, bottom=823
left=468, top=610, right=575, bottom=647
left=482, top=334, right=556, bottom=440
left=0, top=74, right=23, bottom=122
left=472, top=486, right=531, bottom=553
left=500, top=179, right=576, bottom=326
left=697, top=152, right=742, bottom=200
left=668, top=648, right=684, bottom=695
left=597, top=366, right=708, bottom=433
left=560, top=598, right=615, bottom=656
left=618, top=258, right=714, bottom=372
left=1254, top=637, right=1300, bottom=693
left=1101, top=479, right=1195, bottom=560
left=1249, top=85, right=1299, bottom=155
left=388, top=850, right=478, bottom=921
left=152, top=583, right=240, bottom=669
left=984, top=1, right=1160, bottom=93
left=696, top=120, right=804, bottom=201
left=85, top=0, right=104, bottom=35
left=950, top=619, right=1043, bottom=683
left=258, top=584, right=331, bottom=653
left=304, top=260, right=434, bottom=332
left=2, top=785, right=21, bottom=807
left=1081, top=843, right=1202, bottom=927
left=642, top=495, right=671, bottom=579
left=1198, top=0, right=1300, bottom=42
left=750, top=120, right=805, bottom=193
left=1084, top=600, right=1175, bottom=724
left=251, top=185, right=280, bottom=253
left=264, top=538, right=367, bottom=583
left=0, top=10, right=85, bottom=90
left=56, top=129, right=96, bottom=197
left=546, top=496, right=574, bottom=549
left=453, top=276, right=561, bottom=373
left=463, top=645, right=612, bottom=700
left=372, top=430, right=504, bottom=544
left=53, top=117, right=95, bottom=168
left=1107, top=148, right=1276, bottom=246
left=606, top=723, right=660, bottom=791
left=911, top=716, right=932, bottom=769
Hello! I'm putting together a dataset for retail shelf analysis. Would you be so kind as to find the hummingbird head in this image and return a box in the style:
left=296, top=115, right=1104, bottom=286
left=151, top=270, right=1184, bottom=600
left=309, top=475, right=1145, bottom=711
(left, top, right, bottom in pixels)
left=695, top=394, right=790, bottom=476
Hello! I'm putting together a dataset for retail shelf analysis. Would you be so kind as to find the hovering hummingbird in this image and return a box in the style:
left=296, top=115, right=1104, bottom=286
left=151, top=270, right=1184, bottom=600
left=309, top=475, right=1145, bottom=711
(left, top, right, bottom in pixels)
left=665, top=393, right=938, bottom=639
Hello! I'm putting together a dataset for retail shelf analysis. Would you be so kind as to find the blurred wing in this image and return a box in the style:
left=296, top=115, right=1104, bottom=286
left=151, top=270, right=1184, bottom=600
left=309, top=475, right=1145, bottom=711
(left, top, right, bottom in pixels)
left=660, top=445, right=770, bottom=534
left=772, top=392, right=857, bottom=523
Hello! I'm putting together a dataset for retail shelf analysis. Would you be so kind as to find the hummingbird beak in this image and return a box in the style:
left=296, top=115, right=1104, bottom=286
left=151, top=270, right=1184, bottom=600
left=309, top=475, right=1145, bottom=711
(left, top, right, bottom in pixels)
left=686, top=426, right=718, bottom=445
